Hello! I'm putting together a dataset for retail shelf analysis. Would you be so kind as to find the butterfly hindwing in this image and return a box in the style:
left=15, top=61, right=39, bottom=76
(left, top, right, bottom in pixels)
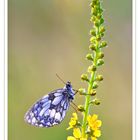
left=24, top=89, right=70, bottom=127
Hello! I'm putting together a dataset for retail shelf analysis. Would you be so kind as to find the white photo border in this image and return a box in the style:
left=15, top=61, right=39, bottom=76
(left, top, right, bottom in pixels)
left=135, top=0, right=140, bottom=140
left=0, top=0, right=6, bottom=140
left=0, top=0, right=137, bottom=140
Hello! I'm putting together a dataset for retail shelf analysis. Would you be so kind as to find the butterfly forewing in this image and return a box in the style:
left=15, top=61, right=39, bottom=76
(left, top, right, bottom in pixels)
left=24, top=89, right=70, bottom=127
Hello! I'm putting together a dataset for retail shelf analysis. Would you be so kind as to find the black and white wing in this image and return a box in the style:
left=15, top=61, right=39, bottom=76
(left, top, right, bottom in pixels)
left=24, top=89, right=70, bottom=127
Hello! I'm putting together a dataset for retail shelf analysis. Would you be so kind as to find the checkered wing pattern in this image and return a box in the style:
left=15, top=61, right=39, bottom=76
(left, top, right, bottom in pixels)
left=24, top=89, right=70, bottom=127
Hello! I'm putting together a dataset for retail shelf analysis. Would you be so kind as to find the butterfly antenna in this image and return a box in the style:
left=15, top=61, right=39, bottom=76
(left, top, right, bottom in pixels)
left=56, top=73, right=66, bottom=85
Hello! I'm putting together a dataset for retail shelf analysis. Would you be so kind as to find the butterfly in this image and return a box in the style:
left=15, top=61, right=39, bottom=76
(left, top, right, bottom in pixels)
left=24, top=81, right=76, bottom=127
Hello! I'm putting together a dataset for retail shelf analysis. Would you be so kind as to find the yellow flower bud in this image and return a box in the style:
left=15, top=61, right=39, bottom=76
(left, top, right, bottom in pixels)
left=91, top=7, right=97, bottom=15
left=90, top=16, right=96, bottom=22
left=90, top=29, right=96, bottom=36
left=100, top=17, right=104, bottom=25
left=100, top=41, right=107, bottom=48
left=89, top=44, right=96, bottom=51
left=78, top=88, right=86, bottom=95
left=90, top=89, right=96, bottom=96
left=81, top=74, right=89, bottom=82
left=97, top=13, right=102, bottom=19
left=88, top=65, right=97, bottom=73
left=97, top=59, right=104, bottom=66
left=93, top=82, right=98, bottom=89
left=99, top=26, right=106, bottom=33
left=94, top=98, right=101, bottom=105
left=94, top=19, right=100, bottom=27
left=90, top=98, right=101, bottom=105
left=78, top=105, right=85, bottom=112
left=96, top=35, right=101, bottom=41
left=86, top=54, right=94, bottom=61
left=97, top=52, right=104, bottom=59
left=90, top=36, right=96, bottom=43
left=96, top=75, right=103, bottom=81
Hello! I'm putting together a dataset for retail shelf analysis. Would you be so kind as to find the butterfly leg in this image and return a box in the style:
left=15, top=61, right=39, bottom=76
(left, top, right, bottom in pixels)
left=73, top=89, right=78, bottom=95
left=70, top=103, right=78, bottom=113
left=71, top=101, right=78, bottom=108
left=71, top=101, right=85, bottom=113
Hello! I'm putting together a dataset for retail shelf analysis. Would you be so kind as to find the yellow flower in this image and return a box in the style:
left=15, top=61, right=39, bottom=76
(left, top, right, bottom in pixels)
left=87, top=114, right=102, bottom=130
left=80, top=138, right=87, bottom=140
left=91, top=137, right=97, bottom=140
left=69, top=119, right=76, bottom=127
left=87, top=114, right=98, bottom=126
left=67, top=136, right=76, bottom=140
left=67, top=113, right=78, bottom=130
left=73, top=128, right=81, bottom=138
left=87, top=114, right=102, bottom=139
left=93, top=130, right=101, bottom=137
left=67, top=135, right=87, bottom=140
left=92, top=120, right=102, bottom=130
left=72, top=113, right=78, bottom=120
left=67, top=128, right=87, bottom=140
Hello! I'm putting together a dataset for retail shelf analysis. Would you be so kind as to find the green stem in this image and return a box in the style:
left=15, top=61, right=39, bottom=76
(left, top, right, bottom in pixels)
left=82, top=72, right=96, bottom=137
left=82, top=52, right=98, bottom=137
left=82, top=26, right=100, bottom=137
left=81, top=0, right=105, bottom=137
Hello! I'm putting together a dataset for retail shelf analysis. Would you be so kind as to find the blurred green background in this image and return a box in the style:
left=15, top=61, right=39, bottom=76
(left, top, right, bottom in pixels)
left=8, top=0, right=132, bottom=140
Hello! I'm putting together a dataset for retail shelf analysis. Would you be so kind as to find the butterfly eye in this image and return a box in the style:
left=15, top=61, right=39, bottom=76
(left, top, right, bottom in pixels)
left=66, top=81, right=71, bottom=87
left=66, top=84, right=71, bottom=88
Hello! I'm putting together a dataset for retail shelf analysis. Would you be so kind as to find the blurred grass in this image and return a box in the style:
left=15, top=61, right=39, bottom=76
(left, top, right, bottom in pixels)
left=8, top=0, right=132, bottom=140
